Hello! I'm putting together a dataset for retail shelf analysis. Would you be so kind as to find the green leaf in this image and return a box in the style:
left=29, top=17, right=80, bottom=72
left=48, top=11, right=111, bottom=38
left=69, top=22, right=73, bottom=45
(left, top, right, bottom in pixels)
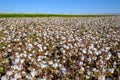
left=0, top=42, right=4, bottom=48
left=0, top=67, right=3, bottom=72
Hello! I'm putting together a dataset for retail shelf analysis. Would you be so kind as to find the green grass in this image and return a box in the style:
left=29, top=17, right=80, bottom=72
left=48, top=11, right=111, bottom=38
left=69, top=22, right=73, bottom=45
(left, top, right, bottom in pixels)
left=0, top=13, right=116, bottom=18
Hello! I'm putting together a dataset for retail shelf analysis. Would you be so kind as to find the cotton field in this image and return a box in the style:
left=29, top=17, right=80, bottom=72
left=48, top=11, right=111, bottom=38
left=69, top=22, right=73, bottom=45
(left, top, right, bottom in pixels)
left=0, top=16, right=120, bottom=80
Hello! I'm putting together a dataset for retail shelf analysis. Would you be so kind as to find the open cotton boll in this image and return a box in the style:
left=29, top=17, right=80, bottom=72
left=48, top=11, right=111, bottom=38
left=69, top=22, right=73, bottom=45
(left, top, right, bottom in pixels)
left=48, top=61, right=53, bottom=65
left=52, top=63, right=58, bottom=68
left=106, top=52, right=112, bottom=60
left=98, top=75, right=105, bottom=80
left=1, top=75, right=8, bottom=80
left=6, top=71, right=13, bottom=76
left=14, top=73, right=21, bottom=79
left=26, top=43, right=33, bottom=51
left=117, top=52, right=120, bottom=59
left=61, top=67, right=67, bottom=74
left=30, top=69, right=36, bottom=78
left=82, top=49, right=87, bottom=54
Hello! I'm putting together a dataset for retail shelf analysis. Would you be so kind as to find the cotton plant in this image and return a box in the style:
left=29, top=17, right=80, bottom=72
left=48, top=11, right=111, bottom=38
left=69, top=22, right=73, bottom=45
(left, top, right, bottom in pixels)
left=0, top=16, right=120, bottom=79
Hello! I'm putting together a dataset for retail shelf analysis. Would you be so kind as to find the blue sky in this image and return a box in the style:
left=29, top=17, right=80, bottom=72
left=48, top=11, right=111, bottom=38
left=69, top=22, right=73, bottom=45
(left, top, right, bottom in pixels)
left=0, top=0, right=120, bottom=14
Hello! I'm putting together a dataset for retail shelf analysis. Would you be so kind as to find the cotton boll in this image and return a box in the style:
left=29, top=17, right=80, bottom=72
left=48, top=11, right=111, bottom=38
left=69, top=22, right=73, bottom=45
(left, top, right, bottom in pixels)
left=20, top=59, right=25, bottom=64
left=86, top=75, right=90, bottom=79
left=52, top=63, right=58, bottom=68
left=82, top=49, right=87, bottom=54
left=34, top=42, right=38, bottom=45
left=49, top=61, right=53, bottom=65
left=1, top=75, right=8, bottom=80
left=8, top=49, right=12, bottom=52
left=81, top=55, right=85, bottom=61
left=43, top=46, right=47, bottom=50
left=98, top=75, right=105, bottom=80
left=15, top=58, right=20, bottom=64
left=61, top=67, right=67, bottom=74
left=106, top=52, right=112, bottom=60
left=40, top=63, right=48, bottom=68
left=79, top=61, right=83, bottom=66
left=14, top=73, right=21, bottom=79
left=80, top=67, right=85, bottom=74
left=117, top=52, right=120, bottom=59
left=6, top=71, right=13, bottom=76
left=30, top=69, right=36, bottom=78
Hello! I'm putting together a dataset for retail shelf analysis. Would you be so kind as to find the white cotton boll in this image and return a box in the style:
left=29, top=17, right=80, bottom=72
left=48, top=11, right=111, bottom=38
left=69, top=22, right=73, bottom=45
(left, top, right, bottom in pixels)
left=106, top=52, right=112, bottom=60
left=109, top=68, right=115, bottom=74
left=89, top=50, right=92, bottom=54
left=95, top=51, right=100, bottom=55
left=17, top=47, right=21, bottom=51
left=4, top=30, right=9, bottom=34
left=87, top=58, right=91, bottom=62
left=17, top=38, right=20, bottom=41
left=43, top=46, right=47, bottom=50
left=23, top=53, right=27, bottom=58
left=26, top=43, right=33, bottom=51
left=40, top=76, right=46, bottom=80
left=49, top=61, right=53, bottom=65
left=37, top=56, right=42, bottom=62
left=102, top=68, right=106, bottom=73
left=98, top=75, right=105, bottom=80
left=8, top=44, right=11, bottom=48
left=26, top=74, right=32, bottom=79
left=8, top=49, right=12, bottom=52
left=28, top=54, right=32, bottom=59
left=58, top=64, right=62, bottom=67
left=61, top=67, right=67, bottom=74
left=40, top=63, right=48, bottom=68
left=21, top=59, right=25, bottom=64
left=15, top=58, right=20, bottom=64
left=3, top=52, right=8, bottom=57
left=92, top=56, right=97, bottom=60
left=30, top=69, right=36, bottom=78
left=66, top=46, right=69, bottom=50
left=92, top=68, right=98, bottom=73
left=23, top=33, right=27, bottom=37
left=32, top=50, right=35, bottom=54
left=86, top=75, right=90, bottom=79
left=19, top=42, right=22, bottom=45
left=6, top=71, right=13, bottom=76
left=82, top=49, right=86, bottom=54
left=37, top=44, right=42, bottom=47
left=117, top=52, right=120, bottom=59
left=12, top=65, right=19, bottom=70
left=2, top=46, right=5, bottom=49
left=106, top=47, right=110, bottom=50
left=22, top=71, right=26, bottom=76
left=14, top=73, right=21, bottom=79
left=17, top=65, right=23, bottom=71
left=37, top=44, right=43, bottom=51
left=80, top=67, right=85, bottom=74
left=1, top=76, right=8, bottom=80
left=101, top=48, right=105, bottom=52
left=79, top=61, right=83, bottom=66
left=61, top=36, right=66, bottom=40
left=34, top=42, right=37, bottom=45
left=81, top=55, right=84, bottom=61
left=53, top=63, right=58, bottom=68
left=62, top=50, right=66, bottom=53
left=45, top=52, right=48, bottom=55
left=93, top=48, right=97, bottom=51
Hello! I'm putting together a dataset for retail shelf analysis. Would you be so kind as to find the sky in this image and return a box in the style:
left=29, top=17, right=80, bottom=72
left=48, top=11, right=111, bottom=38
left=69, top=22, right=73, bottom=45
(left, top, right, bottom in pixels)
left=0, top=0, right=120, bottom=14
